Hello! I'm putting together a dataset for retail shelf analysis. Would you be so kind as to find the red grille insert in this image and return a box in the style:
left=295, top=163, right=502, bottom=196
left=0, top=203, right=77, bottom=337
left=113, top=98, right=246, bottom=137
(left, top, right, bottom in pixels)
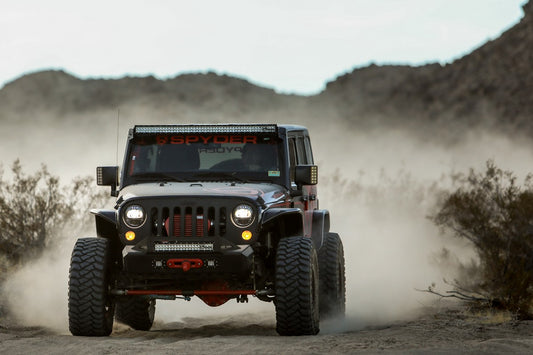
left=151, top=205, right=224, bottom=238
left=164, top=214, right=211, bottom=237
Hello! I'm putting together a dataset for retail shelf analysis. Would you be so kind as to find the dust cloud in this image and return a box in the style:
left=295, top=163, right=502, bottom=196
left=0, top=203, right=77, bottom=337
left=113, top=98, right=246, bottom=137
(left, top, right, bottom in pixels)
left=3, top=112, right=533, bottom=334
left=314, top=123, right=533, bottom=329
left=2, top=238, right=76, bottom=332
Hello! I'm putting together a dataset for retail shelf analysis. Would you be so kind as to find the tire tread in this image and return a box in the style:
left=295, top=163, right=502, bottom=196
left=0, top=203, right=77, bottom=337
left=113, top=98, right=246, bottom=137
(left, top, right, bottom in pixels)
left=275, top=236, right=320, bottom=335
left=68, top=238, right=114, bottom=336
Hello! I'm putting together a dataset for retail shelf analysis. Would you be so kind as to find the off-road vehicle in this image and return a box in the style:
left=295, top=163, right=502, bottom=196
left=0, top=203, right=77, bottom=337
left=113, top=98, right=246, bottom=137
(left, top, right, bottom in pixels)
left=68, top=124, right=345, bottom=336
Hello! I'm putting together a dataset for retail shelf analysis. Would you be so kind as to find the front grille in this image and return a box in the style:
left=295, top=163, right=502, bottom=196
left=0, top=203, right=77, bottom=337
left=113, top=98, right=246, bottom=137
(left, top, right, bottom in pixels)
left=151, top=206, right=227, bottom=237
left=165, top=214, right=207, bottom=237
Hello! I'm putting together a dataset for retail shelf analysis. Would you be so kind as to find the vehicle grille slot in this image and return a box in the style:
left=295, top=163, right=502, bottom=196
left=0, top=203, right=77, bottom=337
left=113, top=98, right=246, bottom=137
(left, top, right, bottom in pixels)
left=190, top=207, right=197, bottom=237
left=213, top=207, right=220, bottom=236
left=168, top=207, right=175, bottom=238
left=153, top=207, right=162, bottom=237
left=206, top=207, right=214, bottom=236
left=179, top=207, right=186, bottom=237
left=220, top=207, right=227, bottom=235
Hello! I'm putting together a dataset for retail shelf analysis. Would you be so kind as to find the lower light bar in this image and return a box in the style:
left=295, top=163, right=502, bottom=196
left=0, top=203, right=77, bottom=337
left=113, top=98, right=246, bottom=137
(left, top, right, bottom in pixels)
left=134, top=124, right=277, bottom=135
left=154, top=243, right=214, bottom=252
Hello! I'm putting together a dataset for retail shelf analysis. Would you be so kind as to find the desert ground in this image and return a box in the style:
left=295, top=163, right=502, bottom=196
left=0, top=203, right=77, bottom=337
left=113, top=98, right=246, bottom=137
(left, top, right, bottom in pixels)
left=1, top=306, right=533, bottom=354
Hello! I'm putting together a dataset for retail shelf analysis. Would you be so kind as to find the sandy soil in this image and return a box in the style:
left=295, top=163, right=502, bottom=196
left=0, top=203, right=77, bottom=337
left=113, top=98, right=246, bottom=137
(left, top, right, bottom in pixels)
left=1, top=307, right=532, bottom=354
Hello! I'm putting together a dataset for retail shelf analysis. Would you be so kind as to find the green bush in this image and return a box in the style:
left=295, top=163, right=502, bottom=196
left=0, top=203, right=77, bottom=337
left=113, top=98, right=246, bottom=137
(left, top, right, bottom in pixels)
left=433, top=161, right=533, bottom=318
left=0, top=160, right=108, bottom=271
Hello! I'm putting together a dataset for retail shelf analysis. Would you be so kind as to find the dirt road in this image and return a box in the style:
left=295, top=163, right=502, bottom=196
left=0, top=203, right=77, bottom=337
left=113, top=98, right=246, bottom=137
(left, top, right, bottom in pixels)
left=1, top=308, right=532, bottom=354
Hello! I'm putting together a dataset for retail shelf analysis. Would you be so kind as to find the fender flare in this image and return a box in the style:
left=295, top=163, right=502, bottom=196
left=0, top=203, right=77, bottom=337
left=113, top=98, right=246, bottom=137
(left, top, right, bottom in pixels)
left=260, top=208, right=303, bottom=238
left=90, top=209, right=118, bottom=240
left=311, top=209, right=330, bottom=250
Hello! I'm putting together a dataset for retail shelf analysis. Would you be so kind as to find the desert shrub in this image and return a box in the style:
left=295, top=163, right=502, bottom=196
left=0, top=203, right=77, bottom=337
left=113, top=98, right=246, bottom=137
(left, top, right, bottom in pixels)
left=433, top=161, right=533, bottom=318
left=0, top=160, right=108, bottom=271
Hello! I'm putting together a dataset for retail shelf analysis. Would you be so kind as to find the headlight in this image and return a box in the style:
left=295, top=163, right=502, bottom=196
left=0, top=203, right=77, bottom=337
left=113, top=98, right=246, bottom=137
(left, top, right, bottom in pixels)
left=123, top=205, right=146, bottom=228
left=232, top=204, right=255, bottom=228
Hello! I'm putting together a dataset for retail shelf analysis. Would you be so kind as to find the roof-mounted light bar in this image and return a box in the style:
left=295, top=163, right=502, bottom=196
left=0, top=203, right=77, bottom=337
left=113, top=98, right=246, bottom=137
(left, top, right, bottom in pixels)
left=134, top=124, right=277, bottom=135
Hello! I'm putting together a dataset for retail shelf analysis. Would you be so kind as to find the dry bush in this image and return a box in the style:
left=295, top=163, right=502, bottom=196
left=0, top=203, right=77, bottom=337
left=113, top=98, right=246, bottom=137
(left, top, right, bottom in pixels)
left=0, top=160, right=108, bottom=274
left=433, top=161, right=533, bottom=319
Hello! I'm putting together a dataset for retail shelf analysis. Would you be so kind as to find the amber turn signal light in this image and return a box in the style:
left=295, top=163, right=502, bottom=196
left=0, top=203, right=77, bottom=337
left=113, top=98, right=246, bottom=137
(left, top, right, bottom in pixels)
left=241, top=230, right=252, bottom=241
left=125, top=231, right=136, bottom=241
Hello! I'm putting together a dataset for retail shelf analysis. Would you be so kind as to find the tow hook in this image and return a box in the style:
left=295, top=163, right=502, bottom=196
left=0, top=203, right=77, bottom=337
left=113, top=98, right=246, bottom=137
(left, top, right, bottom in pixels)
left=166, top=258, right=203, bottom=271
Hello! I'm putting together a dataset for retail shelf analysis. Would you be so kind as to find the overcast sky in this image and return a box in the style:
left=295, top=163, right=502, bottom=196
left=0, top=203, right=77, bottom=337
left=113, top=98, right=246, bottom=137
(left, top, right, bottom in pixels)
left=1, top=0, right=528, bottom=94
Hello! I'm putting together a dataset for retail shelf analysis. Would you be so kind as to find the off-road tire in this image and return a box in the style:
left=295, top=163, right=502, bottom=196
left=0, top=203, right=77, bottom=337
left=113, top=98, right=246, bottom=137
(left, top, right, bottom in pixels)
left=318, top=232, right=346, bottom=319
left=275, top=236, right=320, bottom=335
left=68, top=238, right=115, bottom=336
left=115, top=297, right=155, bottom=331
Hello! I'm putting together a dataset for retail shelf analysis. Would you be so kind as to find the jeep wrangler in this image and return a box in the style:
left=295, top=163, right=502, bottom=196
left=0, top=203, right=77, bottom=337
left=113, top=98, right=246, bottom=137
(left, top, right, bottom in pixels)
left=68, top=124, right=345, bottom=336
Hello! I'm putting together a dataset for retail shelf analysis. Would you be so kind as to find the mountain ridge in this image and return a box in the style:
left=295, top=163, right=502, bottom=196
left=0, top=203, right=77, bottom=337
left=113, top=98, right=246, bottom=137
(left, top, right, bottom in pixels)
left=1, top=1, right=531, bottom=136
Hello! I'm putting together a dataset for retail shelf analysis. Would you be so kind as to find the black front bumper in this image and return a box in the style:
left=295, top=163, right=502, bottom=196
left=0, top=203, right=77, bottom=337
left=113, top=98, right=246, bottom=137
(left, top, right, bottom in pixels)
left=123, top=244, right=254, bottom=280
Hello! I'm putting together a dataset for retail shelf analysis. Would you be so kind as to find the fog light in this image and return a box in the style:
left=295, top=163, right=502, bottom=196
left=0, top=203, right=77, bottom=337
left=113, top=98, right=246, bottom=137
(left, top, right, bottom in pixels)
left=125, top=231, right=136, bottom=241
left=241, top=230, right=252, bottom=241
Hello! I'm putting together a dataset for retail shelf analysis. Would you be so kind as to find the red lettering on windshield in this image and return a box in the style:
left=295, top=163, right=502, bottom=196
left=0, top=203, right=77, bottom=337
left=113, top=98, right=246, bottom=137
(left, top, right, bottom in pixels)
left=229, top=136, right=241, bottom=143
left=170, top=136, right=184, bottom=144
left=185, top=136, right=200, bottom=144
left=213, top=135, right=228, bottom=144
left=200, top=136, right=212, bottom=144
left=243, top=136, right=257, bottom=144
left=158, top=135, right=259, bottom=144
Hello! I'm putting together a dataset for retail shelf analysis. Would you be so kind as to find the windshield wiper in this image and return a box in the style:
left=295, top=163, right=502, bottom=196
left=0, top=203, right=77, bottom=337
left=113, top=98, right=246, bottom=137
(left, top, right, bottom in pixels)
left=190, top=172, right=249, bottom=183
left=132, top=172, right=187, bottom=183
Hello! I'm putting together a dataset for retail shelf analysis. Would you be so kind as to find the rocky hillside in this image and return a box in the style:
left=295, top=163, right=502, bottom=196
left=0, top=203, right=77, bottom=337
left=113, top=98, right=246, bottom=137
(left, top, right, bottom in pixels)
left=319, top=1, right=533, bottom=134
left=0, top=1, right=531, bottom=136
left=0, top=70, right=300, bottom=119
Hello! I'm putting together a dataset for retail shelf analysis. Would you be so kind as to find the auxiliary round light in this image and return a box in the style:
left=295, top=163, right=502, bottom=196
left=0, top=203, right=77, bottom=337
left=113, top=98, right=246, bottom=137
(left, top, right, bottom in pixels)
left=241, top=230, right=252, bottom=241
left=125, top=231, right=136, bottom=241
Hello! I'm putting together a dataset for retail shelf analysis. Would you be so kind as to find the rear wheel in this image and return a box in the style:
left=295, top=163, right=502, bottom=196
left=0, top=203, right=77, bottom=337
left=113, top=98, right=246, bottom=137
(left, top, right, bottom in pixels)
left=68, top=238, right=116, bottom=336
left=318, top=232, right=346, bottom=319
left=115, top=297, right=155, bottom=331
left=275, top=236, right=320, bottom=335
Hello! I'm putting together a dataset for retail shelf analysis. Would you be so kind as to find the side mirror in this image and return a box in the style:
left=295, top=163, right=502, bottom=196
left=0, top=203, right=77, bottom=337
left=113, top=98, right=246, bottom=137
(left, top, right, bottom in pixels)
left=295, top=165, right=318, bottom=186
left=97, top=166, right=119, bottom=197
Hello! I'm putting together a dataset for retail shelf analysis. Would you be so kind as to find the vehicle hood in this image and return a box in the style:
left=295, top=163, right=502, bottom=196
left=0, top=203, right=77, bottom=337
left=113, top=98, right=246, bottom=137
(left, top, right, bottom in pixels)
left=119, top=182, right=289, bottom=207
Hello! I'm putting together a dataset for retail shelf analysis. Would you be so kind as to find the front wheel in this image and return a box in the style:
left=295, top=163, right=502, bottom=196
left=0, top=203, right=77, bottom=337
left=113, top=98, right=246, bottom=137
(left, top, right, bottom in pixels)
left=68, top=238, right=116, bottom=336
left=275, top=236, right=320, bottom=335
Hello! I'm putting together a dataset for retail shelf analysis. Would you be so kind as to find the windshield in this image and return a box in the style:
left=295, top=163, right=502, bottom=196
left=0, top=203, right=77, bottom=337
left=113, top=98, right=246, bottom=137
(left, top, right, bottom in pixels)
left=124, top=133, right=283, bottom=184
